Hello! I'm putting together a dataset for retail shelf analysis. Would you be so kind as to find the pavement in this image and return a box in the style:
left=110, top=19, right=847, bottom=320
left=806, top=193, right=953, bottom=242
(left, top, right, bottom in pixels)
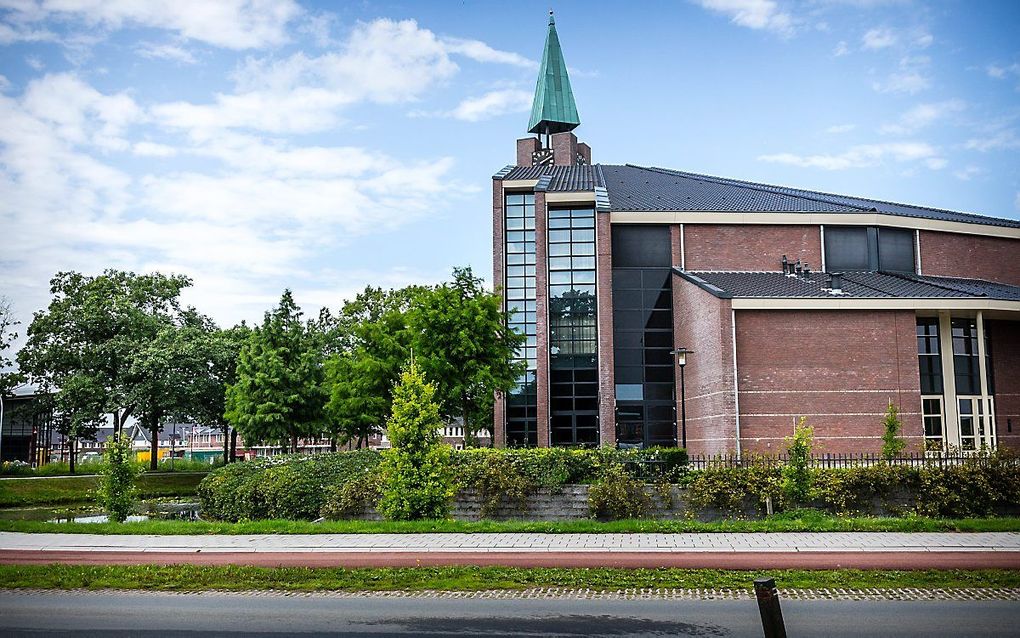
left=2, top=531, right=1020, bottom=569
left=2, top=590, right=1020, bottom=636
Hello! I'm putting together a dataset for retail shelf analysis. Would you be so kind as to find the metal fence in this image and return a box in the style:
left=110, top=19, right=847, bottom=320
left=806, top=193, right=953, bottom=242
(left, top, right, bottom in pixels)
left=685, top=451, right=1015, bottom=470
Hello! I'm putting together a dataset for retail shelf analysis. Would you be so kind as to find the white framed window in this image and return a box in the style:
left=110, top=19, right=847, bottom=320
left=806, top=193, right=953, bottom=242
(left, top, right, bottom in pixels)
left=921, top=396, right=944, bottom=452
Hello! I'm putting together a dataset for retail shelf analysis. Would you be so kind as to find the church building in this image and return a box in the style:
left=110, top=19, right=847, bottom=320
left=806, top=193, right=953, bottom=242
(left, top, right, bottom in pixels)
left=492, top=13, right=1020, bottom=455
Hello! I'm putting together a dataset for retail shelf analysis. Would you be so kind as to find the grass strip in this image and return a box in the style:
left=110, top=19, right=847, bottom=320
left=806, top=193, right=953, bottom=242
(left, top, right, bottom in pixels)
left=1, top=511, right=1020, bottom=535
left=0, top=564, right=1017, bottom=592
left=0, top=473, right=207, bottom=507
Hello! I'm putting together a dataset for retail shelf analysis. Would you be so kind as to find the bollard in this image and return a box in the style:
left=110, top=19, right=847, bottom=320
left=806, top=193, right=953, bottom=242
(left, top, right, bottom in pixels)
left=754, top=577, right=787, bottom=638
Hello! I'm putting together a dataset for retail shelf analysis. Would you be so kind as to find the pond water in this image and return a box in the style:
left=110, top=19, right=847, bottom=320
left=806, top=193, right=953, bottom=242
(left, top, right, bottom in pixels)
left=0, top=500, right=202, bottom=523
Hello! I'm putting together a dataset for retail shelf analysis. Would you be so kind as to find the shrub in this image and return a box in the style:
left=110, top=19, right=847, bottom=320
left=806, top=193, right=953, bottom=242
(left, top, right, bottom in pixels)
left=320, top=468, right=384, bottom=520
left=588, top=462, right=651, bottom=520
left=881, top=402, right=907, bottom=460
left=96, top=433, right=140, bottom=523
left=782, top=417, right=814, bottom=506
left=812, top=465, right=918, bottom=515
left=196, top=450, right=382, bottom=521
left=378, top=365, right=454, bottom=521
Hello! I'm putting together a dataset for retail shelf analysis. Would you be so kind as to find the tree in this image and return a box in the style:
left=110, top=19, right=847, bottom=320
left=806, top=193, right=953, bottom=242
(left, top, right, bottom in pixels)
left=97, top=432, right=140, bottom=523
left=18, top=271, right=192, bottom=472
left=881, top=401, right=907, bottom=460
left=378, top=364, right=453, bottom=520
left=407, top=267, right=524, bottom=446
left=0, top=296, right=25, bottom=396
left=781, top=417, right=815, bottom=506
left=323, top=286, right=418, bottom=449
left=225, top=290, right=326, bottom=453
left=188, top=324, right=249, bottom=464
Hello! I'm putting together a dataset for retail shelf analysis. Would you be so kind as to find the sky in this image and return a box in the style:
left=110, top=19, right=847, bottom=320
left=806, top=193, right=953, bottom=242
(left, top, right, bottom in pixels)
left=1, top=0, right=1018, bottom=348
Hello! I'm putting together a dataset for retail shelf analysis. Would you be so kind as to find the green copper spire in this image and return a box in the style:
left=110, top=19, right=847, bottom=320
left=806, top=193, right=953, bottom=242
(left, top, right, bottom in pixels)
left=527, top=11, right=580, bottom=135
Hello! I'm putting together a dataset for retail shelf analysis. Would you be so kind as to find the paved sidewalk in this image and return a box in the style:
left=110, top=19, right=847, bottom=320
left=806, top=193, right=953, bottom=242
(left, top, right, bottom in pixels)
left=2, top=532, right=1019, bottom=569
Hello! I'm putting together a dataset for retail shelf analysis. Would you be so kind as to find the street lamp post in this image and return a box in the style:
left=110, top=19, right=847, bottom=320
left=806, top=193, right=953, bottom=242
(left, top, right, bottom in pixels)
left=671, top=348, right=692, bottom=450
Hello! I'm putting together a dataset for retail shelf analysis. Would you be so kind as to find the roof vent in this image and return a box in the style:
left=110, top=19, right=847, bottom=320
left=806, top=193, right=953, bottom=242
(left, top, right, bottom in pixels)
left=827, top=272, right=844, bottom=295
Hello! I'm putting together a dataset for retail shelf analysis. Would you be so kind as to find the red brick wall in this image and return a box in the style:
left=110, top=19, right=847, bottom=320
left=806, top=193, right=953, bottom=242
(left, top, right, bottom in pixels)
left=683, top=224, right=822, bottom=272
left=673, top=276, right=738, bottom=455
left=492, top=181, right=506, bottom=447
left=991, top=319, right=1020, bottom=451
left=516, top=138, right=540, bottom=166
left=551, top=132, right=577, bottom=165
left=596, top=211, right=616, bottom=446
left=919, top=231, right=1020, bottom=285
left=734, top=310, right=922, bottom=454
left=534, top=192, right=551, bottom=447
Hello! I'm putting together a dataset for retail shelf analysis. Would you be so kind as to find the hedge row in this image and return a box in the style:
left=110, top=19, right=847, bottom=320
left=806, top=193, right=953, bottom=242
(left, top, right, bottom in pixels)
left=197, top=447, right=686, bottom=522
left=196, top=447, right=1020, bottom=522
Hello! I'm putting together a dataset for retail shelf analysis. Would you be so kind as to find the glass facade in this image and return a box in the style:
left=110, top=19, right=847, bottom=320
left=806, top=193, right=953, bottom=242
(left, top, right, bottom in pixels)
left=548, top=206, right=599, bottom=446
left=611, top=225, right=677, bottom=448
left=952, top=318, right=981, bottom=395
left=504, top=193, right=538, bottom=446
left=916, top=317, right=942, bottom=395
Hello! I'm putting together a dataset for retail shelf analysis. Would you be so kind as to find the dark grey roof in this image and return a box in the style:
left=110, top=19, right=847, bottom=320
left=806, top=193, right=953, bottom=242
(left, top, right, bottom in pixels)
left=676, top=269, right=1020, bottom=301
left=497, top=165, right=605, bottom=192
left=493, top=162, right=1020, bottom=229
left=605, top=165, right=1020, bottom=228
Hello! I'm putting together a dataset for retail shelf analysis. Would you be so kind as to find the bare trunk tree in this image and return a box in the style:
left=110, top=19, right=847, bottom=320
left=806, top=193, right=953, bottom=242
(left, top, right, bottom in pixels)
left=229, top=428, right=237, bottom=462
left=68, top=436, right=76, bottom=474
left=290, top=432, right=298, bottom=454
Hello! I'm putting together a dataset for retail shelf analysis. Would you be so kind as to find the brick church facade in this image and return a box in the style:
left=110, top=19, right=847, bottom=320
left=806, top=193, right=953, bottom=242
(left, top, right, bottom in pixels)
left=492, top=13, right=1020, bottom=455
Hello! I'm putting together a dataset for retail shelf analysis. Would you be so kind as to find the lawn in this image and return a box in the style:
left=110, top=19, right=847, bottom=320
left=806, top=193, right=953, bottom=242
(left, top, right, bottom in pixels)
left=0, top=564, right=1016, bottom=592
left=0, top=472, right=207, bottom=507
left=1, top=510, right=1019, bottom=534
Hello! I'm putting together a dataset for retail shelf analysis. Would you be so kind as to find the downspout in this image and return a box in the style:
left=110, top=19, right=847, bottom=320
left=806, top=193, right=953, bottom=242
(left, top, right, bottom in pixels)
left=731, top=307, right=741, bottom=458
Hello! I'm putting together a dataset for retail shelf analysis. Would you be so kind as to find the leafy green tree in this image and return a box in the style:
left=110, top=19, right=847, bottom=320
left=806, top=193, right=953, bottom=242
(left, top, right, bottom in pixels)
left=881, top=401, right=907, bottom=460
left=97, top=432, right=140, bottom=523
left=225, top=290, right=326, bottom=453
left=782, top=417, right=815, bottom=506
left=18, top=271, right=192, bottom=472
left=189, top=324, right=250, bottom=464
left=378, top=364, right=453, bottom=520
left=323, top=287, right=418, bottom=449
left=407, top=267, right=524, bottom=446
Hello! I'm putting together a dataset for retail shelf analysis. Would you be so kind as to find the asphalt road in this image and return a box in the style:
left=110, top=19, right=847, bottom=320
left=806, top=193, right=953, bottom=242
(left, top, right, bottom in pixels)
left=2, top=592, right=1019, bottom=637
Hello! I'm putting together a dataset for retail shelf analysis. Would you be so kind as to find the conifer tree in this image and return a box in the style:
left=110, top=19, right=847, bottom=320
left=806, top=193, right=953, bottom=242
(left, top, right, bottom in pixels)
left=881, top=401, right=906, bottom=460
left=225, top=290, right=325, bottom=453
left=378, top=364, right=453, bottom=520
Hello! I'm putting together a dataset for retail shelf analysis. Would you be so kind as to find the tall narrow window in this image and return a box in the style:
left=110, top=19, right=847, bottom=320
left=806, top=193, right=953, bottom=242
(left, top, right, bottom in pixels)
left=548, top=207, right=599, bottom=446
left=952, top=318, right=981, bottom=395
left=916, top=317, right=943, bottom=395
left=611, top=225, right=677, bottom=448
left=505, top=193, right=537, bottom=446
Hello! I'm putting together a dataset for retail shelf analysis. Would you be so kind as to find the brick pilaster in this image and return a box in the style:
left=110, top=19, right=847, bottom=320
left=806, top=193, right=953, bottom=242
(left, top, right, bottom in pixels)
left=534, top=192, right=551, bottom=447
left=492, top=179, right=506, bottom=447
left=596, top=211, right=616, bottom=447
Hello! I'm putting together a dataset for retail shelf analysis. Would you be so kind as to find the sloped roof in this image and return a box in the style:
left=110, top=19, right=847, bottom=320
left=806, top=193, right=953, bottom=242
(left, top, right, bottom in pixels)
left=676, top=269, right=1020, bottom=301
left=493, top=162, right=1020, bottom=229
left=528, top=12, right=580, bottom=135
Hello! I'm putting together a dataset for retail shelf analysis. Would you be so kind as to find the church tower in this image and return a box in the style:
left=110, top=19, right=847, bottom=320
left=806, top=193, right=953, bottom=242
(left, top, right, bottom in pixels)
left=517, top=11, right=591, bottom=167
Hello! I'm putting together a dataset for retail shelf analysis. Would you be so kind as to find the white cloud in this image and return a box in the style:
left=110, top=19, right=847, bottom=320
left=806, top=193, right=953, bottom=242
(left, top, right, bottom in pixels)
left=0, top=72, right=464, bottom=336
left=953, top=166, right=982, bottom=181
left=0, top=74, right=8, bottom=92
left=1, top=0, right=302, bottom=49
left=694, top=0, right=794, bottom=37
left=25, top=55, right=44, bottom=70
left=833, top=41, right=849, bottom=57
left=862, top=27, right=897, bottom=50
left=136, top=42, right=197, bottom=65
left=986, top=62, right=1020, bottom=81
left=825, top=123, right=855, bottom=134
left=0, top=21, right=56, bottom=44
left=447, top=89, right=532, bottom=122
left=758, top=142, right=942, bottom=170
left=872, top=56, right=931, bottom=94
left=964, top=129, right=1020, bottom=152
left=441, top=37, right=536, bottom=68
left=914, top=32, right=933, bottom=48
left=879, top=99, right=965, bottom=135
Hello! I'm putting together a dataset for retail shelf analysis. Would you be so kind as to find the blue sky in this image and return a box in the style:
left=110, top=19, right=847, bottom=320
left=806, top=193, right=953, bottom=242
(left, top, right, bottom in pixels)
left=1, top=0, right=1018, bottom=338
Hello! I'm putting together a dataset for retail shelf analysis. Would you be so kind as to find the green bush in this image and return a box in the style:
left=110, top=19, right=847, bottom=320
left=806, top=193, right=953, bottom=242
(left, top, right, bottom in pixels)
left=378, top=366, right=454, bottom=521
left=320, top=468, right=384, bottom=520
left=588, top=462, right=652, bottom=520
left=782, top=418, right=814, bottom=505
left=196, top=450, right=382, bottom=521
left=96, top=433, right=140, bottom=523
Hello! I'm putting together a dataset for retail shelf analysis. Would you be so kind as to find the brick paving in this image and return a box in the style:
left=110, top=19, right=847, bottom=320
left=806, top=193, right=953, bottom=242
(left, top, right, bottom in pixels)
left=2, top=532, right=1018, bottom=570
left=2, top=531, right=1019, bottom=553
